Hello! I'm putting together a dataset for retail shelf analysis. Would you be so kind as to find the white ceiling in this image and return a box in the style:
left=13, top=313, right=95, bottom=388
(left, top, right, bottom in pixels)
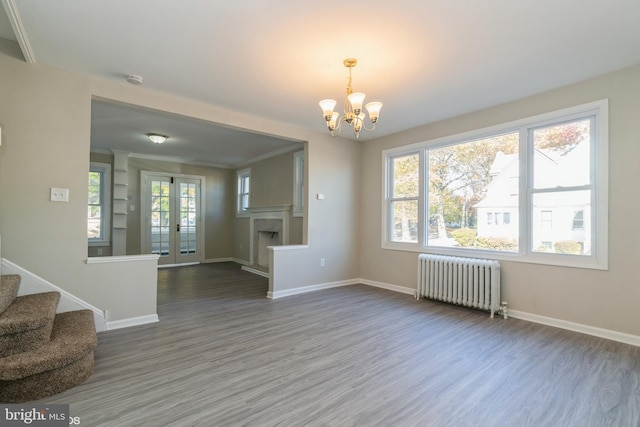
left=2, top=1, right=640, bottom=166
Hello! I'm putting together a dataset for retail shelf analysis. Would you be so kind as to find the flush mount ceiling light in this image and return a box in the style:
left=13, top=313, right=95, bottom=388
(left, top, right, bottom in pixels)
left=126, top=74, right=144, bottom=85
left=319, top=58, right=382, bottom=138
left=147, top=133, right=168, bottom=144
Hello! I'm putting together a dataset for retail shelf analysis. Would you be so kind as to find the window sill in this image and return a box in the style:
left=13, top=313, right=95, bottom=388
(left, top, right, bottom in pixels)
left=381, top=242, right=607, bottom=270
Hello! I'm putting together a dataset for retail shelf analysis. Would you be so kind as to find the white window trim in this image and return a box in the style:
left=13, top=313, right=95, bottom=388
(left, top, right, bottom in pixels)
left=88, top=162, right=112, bottom=247
left=236, top=168, right=251, bottom=217
left=293, top=151, right=304, bottom=217
left=382, top=99, right=608, bottom=270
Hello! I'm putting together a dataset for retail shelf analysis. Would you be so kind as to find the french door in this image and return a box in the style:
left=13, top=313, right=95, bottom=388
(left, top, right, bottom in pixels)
left=142, top=172, right=204, bottom=266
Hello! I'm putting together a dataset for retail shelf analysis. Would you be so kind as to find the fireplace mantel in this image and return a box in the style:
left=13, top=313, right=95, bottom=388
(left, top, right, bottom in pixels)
left=248, top=205, right=291, bottom=270
left=246, top=204, right=292, bottom=214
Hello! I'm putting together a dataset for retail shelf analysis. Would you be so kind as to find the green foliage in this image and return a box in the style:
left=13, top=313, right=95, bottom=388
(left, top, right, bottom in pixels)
left=475, top=237, right=518, bottom=251
left=554, top=240, right=582, bottom=254
left=451, top=228, right=477, bottom=247
left=450, top=227, right=517, bottom=251
left=534, top=119, right=590, bottom=155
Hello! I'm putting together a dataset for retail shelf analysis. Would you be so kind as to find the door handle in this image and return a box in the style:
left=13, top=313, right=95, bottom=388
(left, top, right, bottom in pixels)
left=177, top=224, right=180, bottom=232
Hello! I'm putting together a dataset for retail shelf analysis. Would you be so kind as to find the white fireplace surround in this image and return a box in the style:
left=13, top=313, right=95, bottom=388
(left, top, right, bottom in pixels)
left=248, top=205, right=291, bottom=267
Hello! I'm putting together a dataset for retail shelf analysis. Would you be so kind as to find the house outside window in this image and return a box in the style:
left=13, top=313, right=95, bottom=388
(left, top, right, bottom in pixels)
left=573, top=210, right=584, bottom=229
left=237, top=168, right=251, bottom=216
left=88, top=162, right=111, bottom=246
left=503, top=212, right=511, bottom=225
left=382, top=100, right=608, bottom=269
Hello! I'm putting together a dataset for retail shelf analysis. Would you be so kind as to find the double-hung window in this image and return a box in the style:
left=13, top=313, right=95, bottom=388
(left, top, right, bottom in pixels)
left=88, top=162, right=111, bottom=246
left=383, top=100, right=608, bottom=269
left=388, top=152, right=421, bottom=243
left=237, top=168, right=251, bottom=216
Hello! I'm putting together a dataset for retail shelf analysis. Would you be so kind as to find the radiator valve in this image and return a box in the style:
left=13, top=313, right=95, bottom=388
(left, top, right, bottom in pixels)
left=498, top=301, right=509, bottom=320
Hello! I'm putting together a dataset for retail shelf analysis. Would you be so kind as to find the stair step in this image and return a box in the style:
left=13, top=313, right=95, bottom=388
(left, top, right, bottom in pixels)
left=0, top=292, right=60, bottom=357
left=0, top=310, right=97, bottom=402
left=0, top=275, right=21, bottom=315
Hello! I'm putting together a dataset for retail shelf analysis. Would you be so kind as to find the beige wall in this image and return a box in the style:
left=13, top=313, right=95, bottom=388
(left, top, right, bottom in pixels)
left=360, top=64, right=640, bottom=336
left=271, top=136, right=361, bottom=292
left=0, top=40, right=157, bottom=321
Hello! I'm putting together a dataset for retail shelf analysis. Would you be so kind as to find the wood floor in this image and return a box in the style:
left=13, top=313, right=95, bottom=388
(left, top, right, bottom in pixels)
left=37, top=263, right=640, bottom=426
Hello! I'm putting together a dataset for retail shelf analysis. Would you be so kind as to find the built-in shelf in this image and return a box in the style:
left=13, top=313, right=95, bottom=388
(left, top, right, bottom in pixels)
left=111, top=151, right=130, bottom=256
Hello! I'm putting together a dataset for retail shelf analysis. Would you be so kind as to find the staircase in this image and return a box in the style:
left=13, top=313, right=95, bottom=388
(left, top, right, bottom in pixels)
left=0, top=274, right=97, bottom=402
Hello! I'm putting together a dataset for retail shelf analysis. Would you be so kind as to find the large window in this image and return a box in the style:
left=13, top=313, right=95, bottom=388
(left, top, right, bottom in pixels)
left=237, top=168, right=251, bottom=216
left=88, top=162, right=111, bottom=245
left=383, top=100, right=608, bottom=269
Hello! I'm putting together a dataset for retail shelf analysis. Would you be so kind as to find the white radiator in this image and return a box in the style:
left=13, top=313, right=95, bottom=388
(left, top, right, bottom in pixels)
left=417, top=254, right=506, bottom=318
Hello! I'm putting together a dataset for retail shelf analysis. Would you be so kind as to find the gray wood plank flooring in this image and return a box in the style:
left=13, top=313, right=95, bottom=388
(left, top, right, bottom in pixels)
left=36, top=263, right=640, bottom=426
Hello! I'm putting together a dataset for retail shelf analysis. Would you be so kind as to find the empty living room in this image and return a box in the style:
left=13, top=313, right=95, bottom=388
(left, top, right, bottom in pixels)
left=1, top=1, right=639, bottom=426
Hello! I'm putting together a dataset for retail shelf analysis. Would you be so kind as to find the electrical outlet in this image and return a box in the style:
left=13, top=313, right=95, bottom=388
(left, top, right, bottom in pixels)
left=320, top=258, right=326, bottom=267
left=50, top=187, right=69, bottom=202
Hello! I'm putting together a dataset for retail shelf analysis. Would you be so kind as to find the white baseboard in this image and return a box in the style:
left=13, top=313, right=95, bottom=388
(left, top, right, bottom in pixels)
left=268, top=279, right=359, bottom=299
left=241, top=265, right=269, bottom=278
left=508, top=309, right=640, bottom=348
left=359, top=279, right=415, bottom=295
left=158, top=262, right=200, bottom=268
left=1, top=258, right=107, bottom=332
left=106, top=314, right=159, bottom=331
left=232, top=258, right=249, bottom=266
left=204, top=257, right=234, bottom=263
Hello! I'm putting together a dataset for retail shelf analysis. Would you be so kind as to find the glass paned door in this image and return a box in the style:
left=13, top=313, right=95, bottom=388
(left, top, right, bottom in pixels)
left=151, top=179, right=171, bottom=257
left=178, top=180, right=199, bottom=257
left=144, top=173, right=202, bottom=265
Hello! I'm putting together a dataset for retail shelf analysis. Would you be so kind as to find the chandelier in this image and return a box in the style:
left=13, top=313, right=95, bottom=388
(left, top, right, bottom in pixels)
left=319, top=58, right=382, bottom=138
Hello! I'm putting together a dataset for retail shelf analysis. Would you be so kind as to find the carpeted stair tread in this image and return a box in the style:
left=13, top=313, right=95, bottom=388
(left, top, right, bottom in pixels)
left=0, top=292, right=60, bottom=335
left=0, top=310, right=97, bottom=381
left=0, top=352, right=95, bottom=403
left=0, top=275, right=21, bottom=315
left=0, top=292, right=60, bottom=357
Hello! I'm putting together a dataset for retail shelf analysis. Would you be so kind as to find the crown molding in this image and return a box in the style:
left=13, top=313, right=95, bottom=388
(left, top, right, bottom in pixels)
left=2, top=0, right=36, bottom=63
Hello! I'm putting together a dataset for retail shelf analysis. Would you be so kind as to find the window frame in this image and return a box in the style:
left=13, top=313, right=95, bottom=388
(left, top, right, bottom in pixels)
left=382, top=99, right=608, bottom=270
left=236, top=168, right=251, bottom=217
left=293, top=151, right=304, bottom=217
left=382, top=149, right=424, bottom=249
left=88, top=162, right=112, bottom=247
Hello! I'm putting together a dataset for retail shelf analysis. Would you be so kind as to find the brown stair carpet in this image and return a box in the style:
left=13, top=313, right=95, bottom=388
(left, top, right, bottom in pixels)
left=0, top=275, right=21, bottom=315
left=0, top=292, right=60, bottom=357
left=0, top=309, right=97, bottom=402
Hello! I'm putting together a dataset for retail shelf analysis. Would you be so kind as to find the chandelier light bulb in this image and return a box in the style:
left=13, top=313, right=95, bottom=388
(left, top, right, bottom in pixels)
left=319, top=99, right=337, bottom=121
left=366, top=101, right=383, bottom=123
left=347, top=92, right=366, bottom=114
